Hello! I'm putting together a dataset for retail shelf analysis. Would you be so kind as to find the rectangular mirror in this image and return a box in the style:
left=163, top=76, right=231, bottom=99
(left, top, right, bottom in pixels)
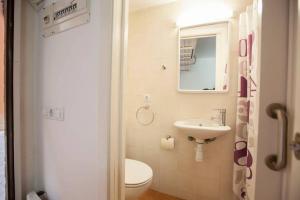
left=178, top=23, right=229, bottom=93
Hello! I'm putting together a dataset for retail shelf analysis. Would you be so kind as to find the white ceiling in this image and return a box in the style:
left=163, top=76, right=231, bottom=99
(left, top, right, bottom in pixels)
left=129, top=0, right=252, bottom=13
left=129, top=0, right=177, bottom=12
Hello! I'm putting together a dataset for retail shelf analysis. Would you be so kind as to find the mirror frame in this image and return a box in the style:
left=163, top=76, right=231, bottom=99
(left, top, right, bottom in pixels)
left=177, top=22, right=230, bottom=93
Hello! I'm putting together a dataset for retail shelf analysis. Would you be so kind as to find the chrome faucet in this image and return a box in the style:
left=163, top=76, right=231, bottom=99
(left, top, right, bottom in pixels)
left=211, top=109, right=226, bottom=126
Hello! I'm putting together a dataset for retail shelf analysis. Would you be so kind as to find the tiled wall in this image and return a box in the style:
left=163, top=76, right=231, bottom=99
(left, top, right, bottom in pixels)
left=126, top=3, right=243, bottom=200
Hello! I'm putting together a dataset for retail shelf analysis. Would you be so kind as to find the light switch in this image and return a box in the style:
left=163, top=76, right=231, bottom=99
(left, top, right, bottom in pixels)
left=43, top=107, right=64, bottom=121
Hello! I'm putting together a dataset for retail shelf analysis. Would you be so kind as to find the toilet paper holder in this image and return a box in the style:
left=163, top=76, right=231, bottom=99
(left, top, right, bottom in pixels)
left=166, top=135, right=172, bottom=140
left=160, top=135, right=175, bottom=150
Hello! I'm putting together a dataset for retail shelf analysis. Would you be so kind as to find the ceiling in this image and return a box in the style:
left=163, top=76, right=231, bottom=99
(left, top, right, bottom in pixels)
left=129, top=0, right=177, bottom=12
left=129, top=0, right=252, bottom=13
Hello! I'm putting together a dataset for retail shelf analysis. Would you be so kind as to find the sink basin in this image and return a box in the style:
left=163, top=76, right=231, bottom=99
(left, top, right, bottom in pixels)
left=174, top=119, right=231, bottom=140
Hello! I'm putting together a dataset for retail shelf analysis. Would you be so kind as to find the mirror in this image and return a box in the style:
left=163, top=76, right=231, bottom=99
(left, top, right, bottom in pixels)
left=178, top=23, right=229, bottom=93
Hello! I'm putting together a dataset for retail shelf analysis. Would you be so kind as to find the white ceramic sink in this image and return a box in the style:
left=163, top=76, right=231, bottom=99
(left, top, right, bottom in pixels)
left=174, top=119, right=231, bottom=140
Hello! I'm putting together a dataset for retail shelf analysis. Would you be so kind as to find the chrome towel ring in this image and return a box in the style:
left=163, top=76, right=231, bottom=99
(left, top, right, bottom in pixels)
left=136, top=105, right=155, bottom=126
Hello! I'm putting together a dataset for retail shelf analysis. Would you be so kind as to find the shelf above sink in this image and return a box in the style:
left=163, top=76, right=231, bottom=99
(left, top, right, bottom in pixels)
left=174, top=119, right=231, bottom=140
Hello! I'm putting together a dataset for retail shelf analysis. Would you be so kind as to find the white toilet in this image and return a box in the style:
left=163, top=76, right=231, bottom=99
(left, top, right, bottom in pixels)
left=125, top=159, right=153, bottom=200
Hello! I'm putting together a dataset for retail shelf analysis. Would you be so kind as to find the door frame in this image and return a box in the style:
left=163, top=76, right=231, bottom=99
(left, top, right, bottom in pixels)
left=109, top=1, right=293, bottom=200
left=282, top=0, right=300, bottom=199
left=4, top=0, right=15, bottom=199
left=109, top=0, right=128, bottom=199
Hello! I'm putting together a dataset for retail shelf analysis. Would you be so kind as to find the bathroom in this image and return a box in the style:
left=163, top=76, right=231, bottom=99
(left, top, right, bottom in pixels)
left=125, top=0, right=250, bottom=199
left=2, top=0, right=299, bottom=199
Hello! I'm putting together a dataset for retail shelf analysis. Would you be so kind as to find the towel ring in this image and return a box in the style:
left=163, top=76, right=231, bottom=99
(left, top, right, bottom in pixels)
left=136, top=105, right=155, bottom=126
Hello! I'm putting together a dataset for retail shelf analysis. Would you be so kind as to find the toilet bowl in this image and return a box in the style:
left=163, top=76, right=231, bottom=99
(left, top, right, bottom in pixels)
left=125, top=159, right=153, bottom=200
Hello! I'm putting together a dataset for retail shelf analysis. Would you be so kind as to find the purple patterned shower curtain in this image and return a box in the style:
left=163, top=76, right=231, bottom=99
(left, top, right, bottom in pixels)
left=233, top=2, right=259, bottom=200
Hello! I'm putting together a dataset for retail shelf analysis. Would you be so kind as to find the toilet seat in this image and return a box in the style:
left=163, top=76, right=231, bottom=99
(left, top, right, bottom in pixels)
left=125, top=159, right=153, bottom=187
left=125, top=178, right=152, bottom=188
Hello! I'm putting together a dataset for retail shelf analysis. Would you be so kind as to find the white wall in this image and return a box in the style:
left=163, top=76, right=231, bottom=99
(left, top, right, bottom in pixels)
left=20, top=0, right=112, bottom=199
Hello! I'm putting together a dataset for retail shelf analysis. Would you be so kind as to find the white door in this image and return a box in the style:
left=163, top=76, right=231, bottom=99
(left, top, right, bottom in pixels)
left=284, top=0, right=300, bottom=199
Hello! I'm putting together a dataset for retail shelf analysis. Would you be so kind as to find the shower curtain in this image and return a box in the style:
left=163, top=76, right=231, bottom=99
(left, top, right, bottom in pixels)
left=233, top=2, right=259, bottom=200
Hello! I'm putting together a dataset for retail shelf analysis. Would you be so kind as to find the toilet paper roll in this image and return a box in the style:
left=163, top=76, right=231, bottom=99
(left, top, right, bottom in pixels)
left=160, top=137, right=175, bottom=150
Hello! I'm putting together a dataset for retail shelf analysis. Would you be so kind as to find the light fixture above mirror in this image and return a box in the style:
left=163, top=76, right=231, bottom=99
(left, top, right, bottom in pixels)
left=176, top=4, right=233, bottom=28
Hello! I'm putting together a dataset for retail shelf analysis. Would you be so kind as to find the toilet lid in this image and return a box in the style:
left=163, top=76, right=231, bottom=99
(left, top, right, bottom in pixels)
left=125, top=159, right=153, bottom=185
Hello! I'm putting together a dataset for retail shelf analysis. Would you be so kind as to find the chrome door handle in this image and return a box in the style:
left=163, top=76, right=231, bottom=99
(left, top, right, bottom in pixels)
left=265, top=103, right=288, bottom=171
